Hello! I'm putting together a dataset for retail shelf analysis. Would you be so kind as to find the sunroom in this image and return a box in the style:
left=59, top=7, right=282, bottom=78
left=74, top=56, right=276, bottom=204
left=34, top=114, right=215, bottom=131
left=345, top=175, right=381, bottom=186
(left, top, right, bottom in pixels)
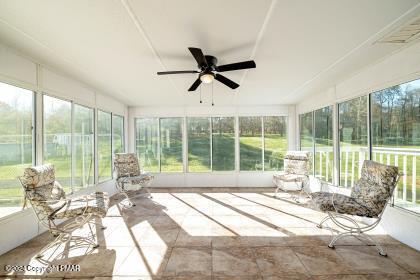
left=0, top=0, right=420, bottom=279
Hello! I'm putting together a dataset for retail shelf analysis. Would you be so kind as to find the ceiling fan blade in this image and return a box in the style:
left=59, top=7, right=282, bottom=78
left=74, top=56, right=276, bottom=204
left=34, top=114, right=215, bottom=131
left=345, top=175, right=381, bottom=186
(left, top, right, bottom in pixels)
left=216, top=60, right=256, bottom=72
left=214, top=74, right=239, bottom=89
left=188, top=47, right=208, bottom=67
left=188, top=78, right=202, bottom=91
left=157, top=70, right=199, bottom=75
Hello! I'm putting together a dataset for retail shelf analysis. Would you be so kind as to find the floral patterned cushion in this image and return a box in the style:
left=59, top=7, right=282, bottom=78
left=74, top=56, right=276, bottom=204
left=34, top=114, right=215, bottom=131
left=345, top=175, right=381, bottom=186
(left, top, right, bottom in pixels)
left=54, top=192, right=109, bottom=219
left=114, top=153, right=141, bottom=178
left=21, top=164, right=56, bottom=189
left=284, top=151, right=309, bottom=175
left=311, top=192, right=376, bottom=217
left=351, top=160, right=399, bottom=216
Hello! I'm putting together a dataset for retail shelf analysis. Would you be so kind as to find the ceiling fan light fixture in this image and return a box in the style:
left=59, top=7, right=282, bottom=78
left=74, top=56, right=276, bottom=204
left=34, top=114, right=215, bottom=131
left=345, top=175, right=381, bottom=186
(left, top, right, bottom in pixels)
left=200, top=73, right=214, bottom=84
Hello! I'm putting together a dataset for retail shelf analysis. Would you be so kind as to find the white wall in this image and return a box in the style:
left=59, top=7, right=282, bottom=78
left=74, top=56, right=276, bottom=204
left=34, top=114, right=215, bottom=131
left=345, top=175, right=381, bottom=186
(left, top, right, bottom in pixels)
left=0, top=43, right=128, bottom=255
left=296, top=40, right=420, bottom=251
left=128, top=104, right=294, bottom=187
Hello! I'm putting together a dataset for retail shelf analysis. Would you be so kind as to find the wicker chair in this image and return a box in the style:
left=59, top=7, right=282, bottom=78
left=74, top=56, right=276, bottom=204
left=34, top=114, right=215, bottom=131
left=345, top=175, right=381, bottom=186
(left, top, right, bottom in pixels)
left=272, top=151, right=310, bottom=199
left=19, top=164, right=109, bottom=258
left=311, top=160, right=400, bottom=256
left=113, top=153, right=154, bottom=207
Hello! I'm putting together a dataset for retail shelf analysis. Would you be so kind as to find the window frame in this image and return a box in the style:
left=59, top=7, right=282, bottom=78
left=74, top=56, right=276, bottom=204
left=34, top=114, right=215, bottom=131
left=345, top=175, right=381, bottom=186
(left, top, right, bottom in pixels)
left=0, top=82, right=36, bottom=214
left=96, top=109, right=113, bottom=183
left=135, top=115, right=288, bottom=174
left=112, top=114, right=125, bottom=154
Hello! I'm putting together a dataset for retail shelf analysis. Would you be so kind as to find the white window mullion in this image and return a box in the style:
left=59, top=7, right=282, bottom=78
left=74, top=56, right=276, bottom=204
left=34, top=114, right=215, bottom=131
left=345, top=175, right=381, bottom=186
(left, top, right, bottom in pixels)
left=35, top=92, right=43, bottom=166
left=235, top=116, right=240, bottom=172
left=261, top=116, right=265, bottom=171
left=183, top=117, right=188, bottom=173
left=333, top=103, right=340, bottom=187
left=158, top=118, right=161, bottom=173
left=94, top=109, right=99, bottom=185
left=70, top=102, right=75, bottom=193
left=210, top=117, right=213, bottom=172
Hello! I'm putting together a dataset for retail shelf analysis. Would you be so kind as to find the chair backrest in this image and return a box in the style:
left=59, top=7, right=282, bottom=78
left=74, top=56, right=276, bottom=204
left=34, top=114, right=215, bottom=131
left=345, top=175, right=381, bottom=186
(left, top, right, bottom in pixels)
left=19, top=164, right=66, bottom=223
left=113, top=153, right=141, bottom=179
left=284, top=151, right=310, bottom=175
left=351, top=160, right=399, bottom=217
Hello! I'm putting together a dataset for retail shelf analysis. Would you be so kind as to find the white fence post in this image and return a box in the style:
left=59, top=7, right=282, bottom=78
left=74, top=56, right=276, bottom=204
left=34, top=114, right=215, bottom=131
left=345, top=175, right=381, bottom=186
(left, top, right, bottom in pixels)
left=351, top=151, right=355, bottom=187
left=326, top=151, right=329, bottom=182
left=345, top=151, right=349, bottom=187
left=403, top=155, right=407, bottom=202
left=412, top=156, right=416, bottom=204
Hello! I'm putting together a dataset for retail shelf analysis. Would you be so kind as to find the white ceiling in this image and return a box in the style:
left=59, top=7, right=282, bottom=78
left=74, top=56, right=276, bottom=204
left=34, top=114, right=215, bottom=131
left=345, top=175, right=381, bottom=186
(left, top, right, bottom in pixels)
left=0, top=0, right=420, bottom=107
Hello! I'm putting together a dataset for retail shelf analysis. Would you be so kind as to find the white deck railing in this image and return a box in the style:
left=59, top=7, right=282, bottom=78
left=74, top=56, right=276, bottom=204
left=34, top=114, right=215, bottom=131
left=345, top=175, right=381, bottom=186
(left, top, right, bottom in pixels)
left=315, top=146, right=419, bottom=206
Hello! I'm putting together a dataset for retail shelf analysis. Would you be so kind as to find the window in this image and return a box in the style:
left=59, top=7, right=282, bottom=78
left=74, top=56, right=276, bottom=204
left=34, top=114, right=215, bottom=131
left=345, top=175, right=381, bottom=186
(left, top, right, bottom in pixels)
left=264, top=116, right=287, bottom=171
left=188, top=117, right=211, bottom=172
left=160, top=118, right=183, bottom=172
left=73, top=104, right=94, bottom=190
left=212, top=117, right=235, bottom=171
left=339, top=96, right=368, bottom=188
left=371, top=79, right=420, bottom=212
left=239, top=116, right=262, bottom=171
left=314, top=106, right=334, bottom=183
left=112, top=115, right=124, bottom=154
left=97, top=110, right=112, bottom=181
left=299, top=112, right=313, bottom=173
left=0, top=82, right=34, bottom=213
left=136, top=118, right=159, bottom=172
left=44, top=95, right=72, bottom=192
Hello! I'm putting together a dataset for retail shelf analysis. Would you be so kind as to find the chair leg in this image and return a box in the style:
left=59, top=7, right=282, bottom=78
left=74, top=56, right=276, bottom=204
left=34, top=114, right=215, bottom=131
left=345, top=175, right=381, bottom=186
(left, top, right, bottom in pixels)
left=317, top=215, right=332, bottom=229
left=144, top=186, right=153, bottom=199
left=359, top=233, right=387, bottom=257
left=274, top=186, right=280, bottom=198
left=120, top=191, right=135, bottom=207
left=322, top=212, right=387, bottom=256
left=328, top=231, right=354, bottom=249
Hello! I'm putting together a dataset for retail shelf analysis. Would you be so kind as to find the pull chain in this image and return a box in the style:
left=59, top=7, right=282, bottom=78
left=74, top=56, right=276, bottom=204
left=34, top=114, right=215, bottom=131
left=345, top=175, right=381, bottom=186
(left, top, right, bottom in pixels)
left=199, top=84, right=202, bottom=104
left=211, top=82, right=214, bottom=106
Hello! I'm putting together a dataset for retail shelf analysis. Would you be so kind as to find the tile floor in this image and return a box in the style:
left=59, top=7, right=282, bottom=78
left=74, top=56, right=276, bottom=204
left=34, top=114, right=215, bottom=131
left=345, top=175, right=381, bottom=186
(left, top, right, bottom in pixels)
left=1, top=187, right=420, bottom=280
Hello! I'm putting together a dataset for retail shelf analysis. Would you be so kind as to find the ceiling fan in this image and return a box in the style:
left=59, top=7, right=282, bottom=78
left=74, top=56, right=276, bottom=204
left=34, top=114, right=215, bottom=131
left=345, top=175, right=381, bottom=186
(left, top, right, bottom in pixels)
left=157, top=47, right=256, bottom=91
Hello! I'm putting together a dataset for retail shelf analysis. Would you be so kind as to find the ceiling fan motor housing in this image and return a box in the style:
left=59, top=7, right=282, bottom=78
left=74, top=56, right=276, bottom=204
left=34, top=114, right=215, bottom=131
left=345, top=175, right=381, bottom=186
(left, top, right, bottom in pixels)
left=203, top=55, right=217, bottom=71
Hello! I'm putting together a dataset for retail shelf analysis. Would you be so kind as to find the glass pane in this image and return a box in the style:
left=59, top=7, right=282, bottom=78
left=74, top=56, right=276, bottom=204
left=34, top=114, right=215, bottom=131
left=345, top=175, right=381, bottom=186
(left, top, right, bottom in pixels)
left=314, top=106, right=334, bottom=183
left=240, top=116, right=262, bottom=171
left=299, top=112, right=313, bottom=173
left=44, top=95, right=72, bottom=192
left=212, top=117, right=235, bottom=171
left=136, top=118, right=159, bottom=172
left=98, top=110, right=112, bottom=181
left=73, top=104, right=94, bottom=191
left=160, top=118, right=183, bottom=172
left=264, top=116, right=287, bottom=171
left=0, top=82, right=33, bottom=214
left=112, top=115, right=124, bottom=153
left=188, top=117, right=211, bottom=172
left=371, top=79, right=420, bottom=213
left=339, top=96, right=368, bottom=188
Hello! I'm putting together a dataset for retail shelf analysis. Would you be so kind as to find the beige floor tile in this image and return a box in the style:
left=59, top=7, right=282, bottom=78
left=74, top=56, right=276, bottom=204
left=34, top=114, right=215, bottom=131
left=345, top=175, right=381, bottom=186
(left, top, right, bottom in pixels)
left=254, top=247, right=309, bottom=277
left=335, top=246, right=406, bottom=274
left=136, top=227, right=181, bottom=247
left=212, top=247, right=259, bottom=277
left=163, top=247, right=211, bottom=277
left=386, top=244, right=420, bottom=273
left=292, top=246, right=354, bottom=275
left=114, top=246, right=171, bottom=277
left=174, top=229, right=212, bottom=247
left=363, top=274, right=420, bottom=280
left=311, top=275, right=368, bottom=280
